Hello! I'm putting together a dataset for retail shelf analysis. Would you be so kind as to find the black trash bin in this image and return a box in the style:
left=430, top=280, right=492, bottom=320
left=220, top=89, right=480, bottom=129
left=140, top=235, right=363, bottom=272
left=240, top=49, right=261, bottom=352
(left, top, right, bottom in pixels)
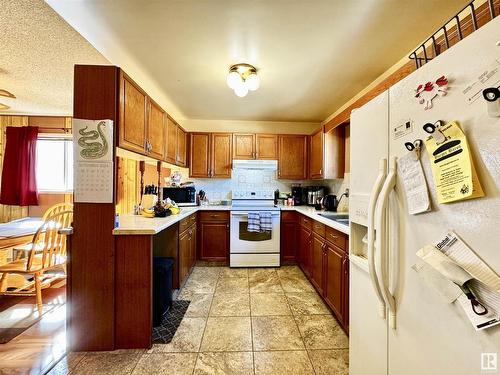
left=153, top=257, right=174, bottom=327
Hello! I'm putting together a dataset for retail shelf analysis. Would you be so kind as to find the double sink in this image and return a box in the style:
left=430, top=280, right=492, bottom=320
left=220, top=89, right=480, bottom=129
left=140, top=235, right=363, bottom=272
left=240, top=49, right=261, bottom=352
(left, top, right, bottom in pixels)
left=318, top=213, right=349, bottom=225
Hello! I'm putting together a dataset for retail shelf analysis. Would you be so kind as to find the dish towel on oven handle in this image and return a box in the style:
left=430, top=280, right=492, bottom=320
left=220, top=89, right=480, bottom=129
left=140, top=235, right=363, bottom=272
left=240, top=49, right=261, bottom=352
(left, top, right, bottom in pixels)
left=247, top=212, right=261, bottom=232
left=259, top=212, right=272, bottom=232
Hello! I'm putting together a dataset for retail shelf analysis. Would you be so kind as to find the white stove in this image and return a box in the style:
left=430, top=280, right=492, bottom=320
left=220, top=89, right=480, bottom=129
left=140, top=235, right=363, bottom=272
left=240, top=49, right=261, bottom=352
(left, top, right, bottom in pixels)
left=230, top=190, right=281, bottom=267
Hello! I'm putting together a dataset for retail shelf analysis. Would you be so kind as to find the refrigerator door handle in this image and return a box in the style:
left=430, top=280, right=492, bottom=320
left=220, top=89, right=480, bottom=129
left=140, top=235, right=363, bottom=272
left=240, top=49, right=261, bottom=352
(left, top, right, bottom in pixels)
left=375, top=156, right=398, bottom=329
left=368, top=158, right=388, bottom=319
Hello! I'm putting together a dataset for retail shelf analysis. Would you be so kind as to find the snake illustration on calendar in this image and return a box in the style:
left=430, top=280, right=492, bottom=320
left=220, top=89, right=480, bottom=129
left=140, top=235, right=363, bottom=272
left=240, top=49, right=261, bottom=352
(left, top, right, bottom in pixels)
left=77, top=120, right=109, bottom=159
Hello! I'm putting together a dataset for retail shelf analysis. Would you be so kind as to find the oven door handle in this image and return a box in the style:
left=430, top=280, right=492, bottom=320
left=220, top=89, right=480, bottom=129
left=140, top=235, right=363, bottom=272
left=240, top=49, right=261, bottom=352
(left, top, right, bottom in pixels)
left=230, top=212, right=281, bottom=217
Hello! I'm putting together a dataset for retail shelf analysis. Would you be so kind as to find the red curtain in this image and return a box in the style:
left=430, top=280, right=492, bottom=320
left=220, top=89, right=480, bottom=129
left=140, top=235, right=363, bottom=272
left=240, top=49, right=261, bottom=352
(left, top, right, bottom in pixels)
left=0, top=126, right=39, bottom=206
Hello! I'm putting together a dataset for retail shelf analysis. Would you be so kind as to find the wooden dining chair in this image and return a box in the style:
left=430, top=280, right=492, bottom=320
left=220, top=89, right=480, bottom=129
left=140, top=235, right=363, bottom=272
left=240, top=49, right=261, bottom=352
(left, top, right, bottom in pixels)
left=12, top=202, right=73, bottom=260
left=0, top=210, right=73, bottom=314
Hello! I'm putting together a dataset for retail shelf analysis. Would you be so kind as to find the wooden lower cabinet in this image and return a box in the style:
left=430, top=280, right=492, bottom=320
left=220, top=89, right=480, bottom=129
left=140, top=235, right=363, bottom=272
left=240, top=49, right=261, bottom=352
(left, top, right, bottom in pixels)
left=324, top=242, right=345, bottom=321
left=311, top=233, right=325, bottom=295
left=298, top=224, right=312, bottom=277
left=293, top=214, right=349, bottom=331
left=198, top=211, right=230, bottom=262
left=178, top=215, right=197, bottom=287
left=178, top=228, right=190, bottom=285
left=280, top=212, right=297, bottom=264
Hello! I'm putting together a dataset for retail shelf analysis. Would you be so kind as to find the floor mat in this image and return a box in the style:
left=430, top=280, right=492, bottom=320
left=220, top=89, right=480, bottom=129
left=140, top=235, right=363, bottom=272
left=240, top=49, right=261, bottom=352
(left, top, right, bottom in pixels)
left=152, top=300, right=190, bottom=344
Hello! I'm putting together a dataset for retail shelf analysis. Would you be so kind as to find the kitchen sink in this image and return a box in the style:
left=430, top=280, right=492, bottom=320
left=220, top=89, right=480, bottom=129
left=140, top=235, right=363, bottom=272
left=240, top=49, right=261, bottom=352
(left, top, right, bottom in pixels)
left=319, top=213, right=349, bottom=224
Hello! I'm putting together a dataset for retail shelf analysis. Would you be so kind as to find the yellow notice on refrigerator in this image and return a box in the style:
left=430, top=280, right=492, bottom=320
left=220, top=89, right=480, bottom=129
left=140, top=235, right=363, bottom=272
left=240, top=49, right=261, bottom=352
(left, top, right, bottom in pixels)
left=424, top=121, right=484, bottom=204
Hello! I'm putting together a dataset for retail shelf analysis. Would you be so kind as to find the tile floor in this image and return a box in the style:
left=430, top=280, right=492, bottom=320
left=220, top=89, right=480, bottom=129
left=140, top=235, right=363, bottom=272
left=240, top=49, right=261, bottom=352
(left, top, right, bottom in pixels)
left=49, top=266, right=349, bottom=375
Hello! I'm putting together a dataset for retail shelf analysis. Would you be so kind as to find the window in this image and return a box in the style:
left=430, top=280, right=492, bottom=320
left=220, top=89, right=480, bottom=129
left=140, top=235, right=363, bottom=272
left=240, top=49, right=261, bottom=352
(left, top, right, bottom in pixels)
left=36, top=138, right=73, bottom=192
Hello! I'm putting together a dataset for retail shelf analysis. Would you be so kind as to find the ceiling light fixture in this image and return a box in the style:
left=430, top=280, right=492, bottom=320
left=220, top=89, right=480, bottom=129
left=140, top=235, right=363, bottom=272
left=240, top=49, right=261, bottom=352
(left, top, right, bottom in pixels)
left=0, top=89, right=15, bottom=111
left=226, top=63, right=259, bottom=98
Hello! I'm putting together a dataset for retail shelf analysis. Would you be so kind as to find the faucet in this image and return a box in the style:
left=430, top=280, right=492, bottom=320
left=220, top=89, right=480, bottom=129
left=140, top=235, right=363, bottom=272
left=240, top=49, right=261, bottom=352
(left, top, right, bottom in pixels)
left=336, top=188, right=349, bottom=210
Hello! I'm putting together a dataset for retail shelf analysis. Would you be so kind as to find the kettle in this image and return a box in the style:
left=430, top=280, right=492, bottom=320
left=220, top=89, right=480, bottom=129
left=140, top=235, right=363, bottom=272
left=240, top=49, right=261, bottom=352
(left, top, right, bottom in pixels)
left=322, top=194, right=339, bottom=211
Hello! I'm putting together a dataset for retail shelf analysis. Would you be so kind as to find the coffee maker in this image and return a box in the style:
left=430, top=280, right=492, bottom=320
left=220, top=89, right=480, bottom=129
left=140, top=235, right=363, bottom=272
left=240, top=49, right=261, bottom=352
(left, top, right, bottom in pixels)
left=306, top=186, right=325, bottom=206
left=291, top=185, right=305, bottom=206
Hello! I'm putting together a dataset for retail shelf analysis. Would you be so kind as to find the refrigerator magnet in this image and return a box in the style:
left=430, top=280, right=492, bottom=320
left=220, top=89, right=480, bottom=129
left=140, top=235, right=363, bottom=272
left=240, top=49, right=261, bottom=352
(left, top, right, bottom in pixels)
left=483, top=86, right=500, bottom=117
left=415, top=75, right=448, bottom=110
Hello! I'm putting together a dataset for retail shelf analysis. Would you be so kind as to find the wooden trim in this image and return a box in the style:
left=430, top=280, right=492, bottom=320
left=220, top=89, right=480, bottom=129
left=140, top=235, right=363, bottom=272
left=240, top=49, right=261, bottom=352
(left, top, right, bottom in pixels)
left=71, top=65, right=118, bottom=351
left=115, top=235, right=152, bottom=349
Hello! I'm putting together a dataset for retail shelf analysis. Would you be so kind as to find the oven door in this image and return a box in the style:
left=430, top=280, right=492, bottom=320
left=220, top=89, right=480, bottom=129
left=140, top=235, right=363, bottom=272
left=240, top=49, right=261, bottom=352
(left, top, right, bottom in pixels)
left=230, top=211, right=280, bottom=254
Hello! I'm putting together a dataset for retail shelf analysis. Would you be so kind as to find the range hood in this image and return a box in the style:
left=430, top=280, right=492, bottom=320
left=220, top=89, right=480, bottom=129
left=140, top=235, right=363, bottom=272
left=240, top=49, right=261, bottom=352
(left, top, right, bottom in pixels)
left=232, top=159, right=278, bottom=170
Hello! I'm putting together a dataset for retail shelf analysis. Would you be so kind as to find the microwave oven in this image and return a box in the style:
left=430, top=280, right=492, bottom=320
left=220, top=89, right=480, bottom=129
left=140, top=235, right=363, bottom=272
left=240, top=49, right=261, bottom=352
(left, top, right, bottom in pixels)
left=163, top=186, right=196, bottom=206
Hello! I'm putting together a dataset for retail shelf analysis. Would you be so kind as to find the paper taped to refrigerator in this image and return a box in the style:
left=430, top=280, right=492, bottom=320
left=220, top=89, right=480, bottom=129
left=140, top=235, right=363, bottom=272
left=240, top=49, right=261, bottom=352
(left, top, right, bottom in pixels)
left=397, top=152, right=430, bottom=214
left=412, top=260, right=462, bottom=303
left=416, top=245, right=473, bottom=285
left=415, top=240, right=500, bottom=331
left=434, top=230, right=500, bottom=293
left=423, top=121, right=484, bottom=204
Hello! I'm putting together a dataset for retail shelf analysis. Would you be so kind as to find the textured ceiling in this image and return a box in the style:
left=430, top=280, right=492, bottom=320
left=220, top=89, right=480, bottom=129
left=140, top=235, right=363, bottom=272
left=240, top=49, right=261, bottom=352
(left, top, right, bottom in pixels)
left=0, top=0, right=109, bottom=116
left=46, top=0, right=468, bottom=122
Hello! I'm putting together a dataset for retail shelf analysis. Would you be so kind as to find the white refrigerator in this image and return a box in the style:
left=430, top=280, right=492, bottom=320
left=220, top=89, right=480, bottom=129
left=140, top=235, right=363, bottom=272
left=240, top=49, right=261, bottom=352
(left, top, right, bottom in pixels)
left=349, top=16, right=500, bottom=375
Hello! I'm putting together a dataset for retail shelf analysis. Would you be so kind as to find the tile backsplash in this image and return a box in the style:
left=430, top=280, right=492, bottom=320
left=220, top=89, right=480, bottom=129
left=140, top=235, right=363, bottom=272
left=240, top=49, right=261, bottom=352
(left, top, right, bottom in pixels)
left=188, top=169, right=349, bottom=212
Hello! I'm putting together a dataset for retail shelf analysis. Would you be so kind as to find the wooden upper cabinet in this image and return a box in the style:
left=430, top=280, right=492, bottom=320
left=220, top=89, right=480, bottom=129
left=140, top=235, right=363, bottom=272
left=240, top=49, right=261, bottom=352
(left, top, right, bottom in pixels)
left=232, top=133, right=277, bottom=160
left=147, top=98, right=165, bottom=160
left=211, top=133, right=232, bottom=178
left=165, top=116, right=178, bottom=164
left=233, top=134, right=255, bottom=159
left=256, top=134, right=277, bottom=159
left=278, top=135, right=307, bottom=179
left=165, top=116, right=187, bottom=167
left=189, top=133, right=211, bottom=178
left=310, top=126, right=345, bottom=180
left=189, top=133, right=232, bottom=178
left=119, top=73, right=147, bottom=154
left=309, top=127, right=324, bottom=179
left=177, top=126, right=187, bottom=167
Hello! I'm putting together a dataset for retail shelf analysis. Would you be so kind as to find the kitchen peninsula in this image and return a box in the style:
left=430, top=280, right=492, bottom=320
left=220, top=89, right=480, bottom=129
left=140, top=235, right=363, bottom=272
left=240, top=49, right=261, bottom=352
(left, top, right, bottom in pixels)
left=112, top=204, right=349, bottom=349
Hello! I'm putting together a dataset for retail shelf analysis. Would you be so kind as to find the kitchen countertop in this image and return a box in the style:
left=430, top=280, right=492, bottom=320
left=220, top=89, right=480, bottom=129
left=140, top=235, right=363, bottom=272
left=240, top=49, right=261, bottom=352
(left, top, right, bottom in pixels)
left=113, top=205, right=349, bottom=235
left=281, top=205, right=350, bottom=235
